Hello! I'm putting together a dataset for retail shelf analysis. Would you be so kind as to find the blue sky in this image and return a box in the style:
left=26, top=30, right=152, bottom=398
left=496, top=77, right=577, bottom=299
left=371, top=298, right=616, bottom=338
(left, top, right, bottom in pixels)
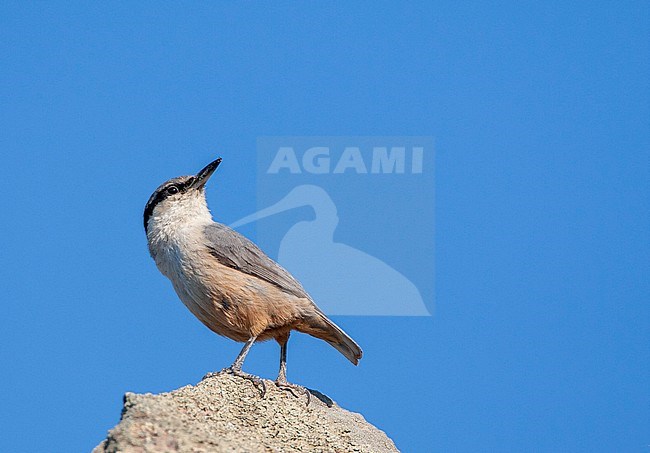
left=1, top=2, right=648, bottom=452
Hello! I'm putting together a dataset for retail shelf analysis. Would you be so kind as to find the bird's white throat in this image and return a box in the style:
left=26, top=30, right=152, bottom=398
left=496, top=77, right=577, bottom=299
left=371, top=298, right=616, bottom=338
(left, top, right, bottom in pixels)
left=146, top=192, right=213, bottom=262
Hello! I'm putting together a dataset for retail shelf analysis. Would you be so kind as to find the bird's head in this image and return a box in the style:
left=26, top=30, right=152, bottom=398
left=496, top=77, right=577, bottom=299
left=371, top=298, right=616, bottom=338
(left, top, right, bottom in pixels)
left=144, top=157, right=222, bottom=232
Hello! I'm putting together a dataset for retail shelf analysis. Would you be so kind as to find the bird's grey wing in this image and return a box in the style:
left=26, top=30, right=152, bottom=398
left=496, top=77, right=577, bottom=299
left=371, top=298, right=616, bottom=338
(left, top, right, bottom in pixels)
left=203, top=223, right=310, bottom=300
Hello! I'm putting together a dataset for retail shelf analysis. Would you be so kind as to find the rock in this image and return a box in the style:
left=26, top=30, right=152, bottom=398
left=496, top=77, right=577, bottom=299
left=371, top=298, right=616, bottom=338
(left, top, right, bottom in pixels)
left=93, top=373, right=399, bottom=452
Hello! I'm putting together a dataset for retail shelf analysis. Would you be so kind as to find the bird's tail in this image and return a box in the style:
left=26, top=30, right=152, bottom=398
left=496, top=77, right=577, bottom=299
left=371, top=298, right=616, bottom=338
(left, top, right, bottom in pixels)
left=298, top=310, right=363, bottom=365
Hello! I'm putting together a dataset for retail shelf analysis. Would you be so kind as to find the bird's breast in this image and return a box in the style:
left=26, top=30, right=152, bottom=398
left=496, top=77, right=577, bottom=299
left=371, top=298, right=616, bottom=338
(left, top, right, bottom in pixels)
left=148, top=222, right=212, bottom=299
left=146, top=221, right=309, bottom=340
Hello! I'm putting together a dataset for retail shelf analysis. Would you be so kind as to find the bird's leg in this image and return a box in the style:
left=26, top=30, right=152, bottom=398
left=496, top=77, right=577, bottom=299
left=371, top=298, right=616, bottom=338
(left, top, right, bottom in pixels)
left=220, top=336, right=266, bottom=396
left=230, top=336, right=256, bottom=372
left=275, top=334, right=311, bottom=405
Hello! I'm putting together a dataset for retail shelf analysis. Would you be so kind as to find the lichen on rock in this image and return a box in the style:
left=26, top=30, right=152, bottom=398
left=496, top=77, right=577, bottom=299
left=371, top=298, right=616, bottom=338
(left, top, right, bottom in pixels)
left=93, top=373, right=398, bottom=453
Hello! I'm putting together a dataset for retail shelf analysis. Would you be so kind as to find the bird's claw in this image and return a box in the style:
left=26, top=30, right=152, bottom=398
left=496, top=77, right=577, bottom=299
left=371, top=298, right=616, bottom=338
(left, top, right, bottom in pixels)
left=218, top=366, right=267, bottom=397
left=275, top=380, right=311, bottom=406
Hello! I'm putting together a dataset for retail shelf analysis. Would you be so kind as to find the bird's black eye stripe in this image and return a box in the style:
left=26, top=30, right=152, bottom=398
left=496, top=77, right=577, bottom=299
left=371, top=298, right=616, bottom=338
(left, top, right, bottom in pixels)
left=144, top=179, right=195, bottom=231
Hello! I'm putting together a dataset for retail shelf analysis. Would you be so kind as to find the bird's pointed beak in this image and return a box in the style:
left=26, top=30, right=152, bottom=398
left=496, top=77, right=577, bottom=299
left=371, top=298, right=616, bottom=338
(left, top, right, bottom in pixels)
left=191, top=157, right=222, bottom=190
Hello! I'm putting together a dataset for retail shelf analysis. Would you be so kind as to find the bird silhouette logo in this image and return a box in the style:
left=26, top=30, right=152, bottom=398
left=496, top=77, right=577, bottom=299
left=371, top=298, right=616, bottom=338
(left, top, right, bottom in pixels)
left=231, top=184, right=430, bottom=316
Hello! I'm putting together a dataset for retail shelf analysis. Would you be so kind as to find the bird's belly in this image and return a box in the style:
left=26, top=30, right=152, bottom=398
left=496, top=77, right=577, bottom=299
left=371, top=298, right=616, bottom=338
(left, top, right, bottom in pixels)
left=155, top=246, right=302, bottom=341
left=153, top=245, right=242, bottom=341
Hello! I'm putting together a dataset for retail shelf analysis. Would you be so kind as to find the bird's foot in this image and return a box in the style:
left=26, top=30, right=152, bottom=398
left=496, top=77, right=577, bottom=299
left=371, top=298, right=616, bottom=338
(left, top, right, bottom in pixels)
left=275, top=379, right=311, bottom=405
left=219, top=366, right=267, bottom=397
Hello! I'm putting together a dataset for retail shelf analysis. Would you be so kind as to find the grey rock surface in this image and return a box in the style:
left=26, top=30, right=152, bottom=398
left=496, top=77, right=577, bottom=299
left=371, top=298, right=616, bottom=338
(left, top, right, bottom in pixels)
left=93, top=373, right=399, bottom=453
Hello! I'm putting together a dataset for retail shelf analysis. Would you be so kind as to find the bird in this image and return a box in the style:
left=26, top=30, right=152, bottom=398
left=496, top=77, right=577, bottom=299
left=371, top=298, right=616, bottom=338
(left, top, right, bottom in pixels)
left=143, top=157, right=362, bottom=401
